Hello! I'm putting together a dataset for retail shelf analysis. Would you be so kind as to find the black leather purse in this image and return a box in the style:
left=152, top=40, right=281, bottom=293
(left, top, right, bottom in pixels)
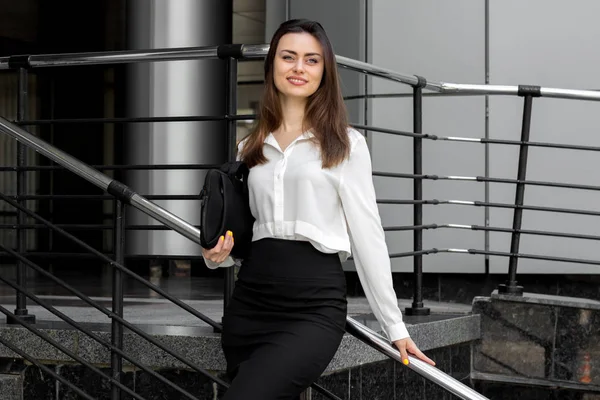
left=199, top=161, right=254, bottom=259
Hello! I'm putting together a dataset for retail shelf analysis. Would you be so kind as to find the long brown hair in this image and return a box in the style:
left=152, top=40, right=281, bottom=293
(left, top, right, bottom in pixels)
left=239, top=19, right=350, bottom=169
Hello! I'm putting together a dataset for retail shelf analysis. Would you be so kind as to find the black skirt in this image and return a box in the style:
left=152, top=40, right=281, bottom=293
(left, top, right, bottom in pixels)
left=221, top=238, right=348, bottom=400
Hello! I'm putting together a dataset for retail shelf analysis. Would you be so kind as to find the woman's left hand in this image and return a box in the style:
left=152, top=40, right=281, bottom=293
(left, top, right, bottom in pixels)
left=393, top=337, right=436, bottom=366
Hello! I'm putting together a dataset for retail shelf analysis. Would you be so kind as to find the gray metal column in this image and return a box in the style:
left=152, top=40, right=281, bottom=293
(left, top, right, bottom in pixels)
left=125, top=0, right=231, bottom=256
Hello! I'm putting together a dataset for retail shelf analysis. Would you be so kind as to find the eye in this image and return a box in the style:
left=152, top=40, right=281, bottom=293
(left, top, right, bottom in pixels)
left=282, top=55, right=294, bottom=61
left=306, top=58, right=319, bottom=64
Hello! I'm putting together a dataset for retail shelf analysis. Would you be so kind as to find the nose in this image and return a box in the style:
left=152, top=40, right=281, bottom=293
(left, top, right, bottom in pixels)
left=293, top=59, right=305, bottom=73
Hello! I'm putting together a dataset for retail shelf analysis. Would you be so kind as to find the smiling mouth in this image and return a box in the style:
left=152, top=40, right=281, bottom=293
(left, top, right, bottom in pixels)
left=287, top=77, right=308, bottom=85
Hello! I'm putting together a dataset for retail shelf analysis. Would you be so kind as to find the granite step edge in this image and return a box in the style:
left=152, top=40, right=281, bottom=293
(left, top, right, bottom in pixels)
left=0, top=314, right=481, bottom=373
left=0, top=374, right=22, bottom=400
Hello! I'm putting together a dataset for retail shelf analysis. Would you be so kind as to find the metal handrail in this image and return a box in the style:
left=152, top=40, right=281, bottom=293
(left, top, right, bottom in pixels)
left=2, top=44, right=600, bottom=101
left=346, top=317, right=489, bottom=400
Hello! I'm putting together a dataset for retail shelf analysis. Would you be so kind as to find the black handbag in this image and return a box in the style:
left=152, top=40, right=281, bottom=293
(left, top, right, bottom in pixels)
left=199, top=161, right=254, bottom=259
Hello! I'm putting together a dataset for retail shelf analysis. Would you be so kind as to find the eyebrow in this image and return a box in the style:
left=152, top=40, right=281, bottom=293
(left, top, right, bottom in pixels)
left=280, top=50, right=322, bottom=57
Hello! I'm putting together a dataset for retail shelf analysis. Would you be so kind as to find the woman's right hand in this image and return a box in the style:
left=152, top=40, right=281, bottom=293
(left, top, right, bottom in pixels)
left=201, top=230, right=234, bottom=264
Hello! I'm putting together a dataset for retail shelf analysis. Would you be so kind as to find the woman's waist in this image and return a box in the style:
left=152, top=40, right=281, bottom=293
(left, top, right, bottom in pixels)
left=251, top=221, right=352, bottom=258
left=241, top=238, right=345, bottom=281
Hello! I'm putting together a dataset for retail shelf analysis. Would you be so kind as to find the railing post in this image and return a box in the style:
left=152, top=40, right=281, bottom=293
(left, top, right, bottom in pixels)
left=111, top=200, right=125, bottom=399
left=498, top=86, right=540, bottom=295
left=222, top=55, right=238, bottom=315
left=406, top=79, right=430, bottom=316
left=10, top=66, right=35, bottom=324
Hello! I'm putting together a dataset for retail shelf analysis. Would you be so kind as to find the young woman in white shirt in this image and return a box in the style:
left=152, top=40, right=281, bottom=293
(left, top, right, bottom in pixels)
left=202, top=19, right=435, bottom=399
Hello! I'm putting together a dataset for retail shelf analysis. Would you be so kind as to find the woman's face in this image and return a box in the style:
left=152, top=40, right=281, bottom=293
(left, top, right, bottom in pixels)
left=273, top=32, right=324, bottom=100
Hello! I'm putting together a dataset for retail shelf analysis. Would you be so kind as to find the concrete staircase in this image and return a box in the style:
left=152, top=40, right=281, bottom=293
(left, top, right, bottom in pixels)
left=0, top=308, right=480, bottom=399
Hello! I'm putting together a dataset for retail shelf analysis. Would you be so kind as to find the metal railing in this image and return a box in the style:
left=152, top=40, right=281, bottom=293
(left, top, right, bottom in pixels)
left=0, top=117, right=486, bottom=400
left=3, top=43, right=600, bottom=313
left=2, top=43, right=600, bottom=398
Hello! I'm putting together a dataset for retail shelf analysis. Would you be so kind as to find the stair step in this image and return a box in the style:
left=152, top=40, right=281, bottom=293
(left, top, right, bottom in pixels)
left=0, top=374, right=22, bottom=400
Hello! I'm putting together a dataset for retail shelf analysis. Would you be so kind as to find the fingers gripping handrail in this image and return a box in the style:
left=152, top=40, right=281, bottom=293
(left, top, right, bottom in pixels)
left=0, top=117, right=202, bottom=245
left=345, top=317, right=489, bottom=400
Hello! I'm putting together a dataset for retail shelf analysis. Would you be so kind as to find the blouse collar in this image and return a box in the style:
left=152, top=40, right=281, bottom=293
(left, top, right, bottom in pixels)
left=264, top=130, right=315, bottom=151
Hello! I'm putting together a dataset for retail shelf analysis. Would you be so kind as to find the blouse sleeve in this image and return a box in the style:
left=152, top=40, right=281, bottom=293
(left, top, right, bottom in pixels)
left=338, top=134, right=410, bottom=341
left=204, top=256, right=237, bottom=269
left=203, top=140, right=246, bottom=270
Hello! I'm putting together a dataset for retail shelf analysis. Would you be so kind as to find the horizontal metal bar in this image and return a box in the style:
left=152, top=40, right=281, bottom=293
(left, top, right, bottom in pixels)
left=16, top=114, right=256, bottom=126
left=0, top=163, right=221, bottom=172
left=439, top=83, right=519, bottom=96
left=8, top=194, right=199, bottom=201
left=0, top=44, right=270, bottom=69
left=467, top=248, right=600, bottom=266
left=541, top=87, right=600, bottom=101
left=0, top=243, right=228, bottom=391
left=344, top=92, right=493, bottom=101
left=389, top=247, right=600, bottom=266
left=442, top=224, right=475, bottom=230
left=0, top=224, right=200, bottom=231
left=0, top=336, right=96, bottom=400
left=0, top=252, right=227, bottom=261
left=0, top=272, right=204, bottom=399
left=440, top=83, right=600, bottom=102
left=468, top=224, right=600, bottom=242
left=372, top=172, right=600, bottom=192
left=373, top=172, right=427, bottom=179
left=480, top=176, right=600, bottom=191
left=409, top=247, right=600, bottom=266
left=478, top=137, right=600, bottom=152
left=0, top=117, right=202, bottom=245
left=345, top=317, right=489, bottom=400
left=348, top=90, right=597, bottom=102
left=383, top=223, right=600, bottom=242
left=378, top=198, right=600, bottom=217
left=377, top=199, right=434, bottom=205
left=0, top=251, right=113, bottom=259
left=438, top=134, right=600, bottom=152
left=0, top=304, right=144, bottom=400
left=443, top=136, right=482, bottom=143
left=383, top=224, right=438, bottom=232
left=352, top=124, right=600, bottom=152
left=351, top=123, right=427, bottom=138
left=8, top=46, right=219, bottom=68
left=0, top=252, right=206, bottom=261
left=472, top=200, right=600, bottom=217
left=0, top=191, right=222, bottom=330
left=389, top=249, right=439, bottom=258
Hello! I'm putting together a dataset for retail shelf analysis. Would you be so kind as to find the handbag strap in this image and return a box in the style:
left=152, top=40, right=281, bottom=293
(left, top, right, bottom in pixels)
left=220, top=161, right=250, bottom=198
left=220, top=161, right=249, bottom=178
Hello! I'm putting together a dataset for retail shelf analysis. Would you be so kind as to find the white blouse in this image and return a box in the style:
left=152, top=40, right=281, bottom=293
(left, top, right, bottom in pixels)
left=205, top=128, right=409, bottom=341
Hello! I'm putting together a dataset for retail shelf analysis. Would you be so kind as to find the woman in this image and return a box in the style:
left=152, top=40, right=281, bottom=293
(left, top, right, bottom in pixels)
left=203, top=19, right=435, bottom=399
